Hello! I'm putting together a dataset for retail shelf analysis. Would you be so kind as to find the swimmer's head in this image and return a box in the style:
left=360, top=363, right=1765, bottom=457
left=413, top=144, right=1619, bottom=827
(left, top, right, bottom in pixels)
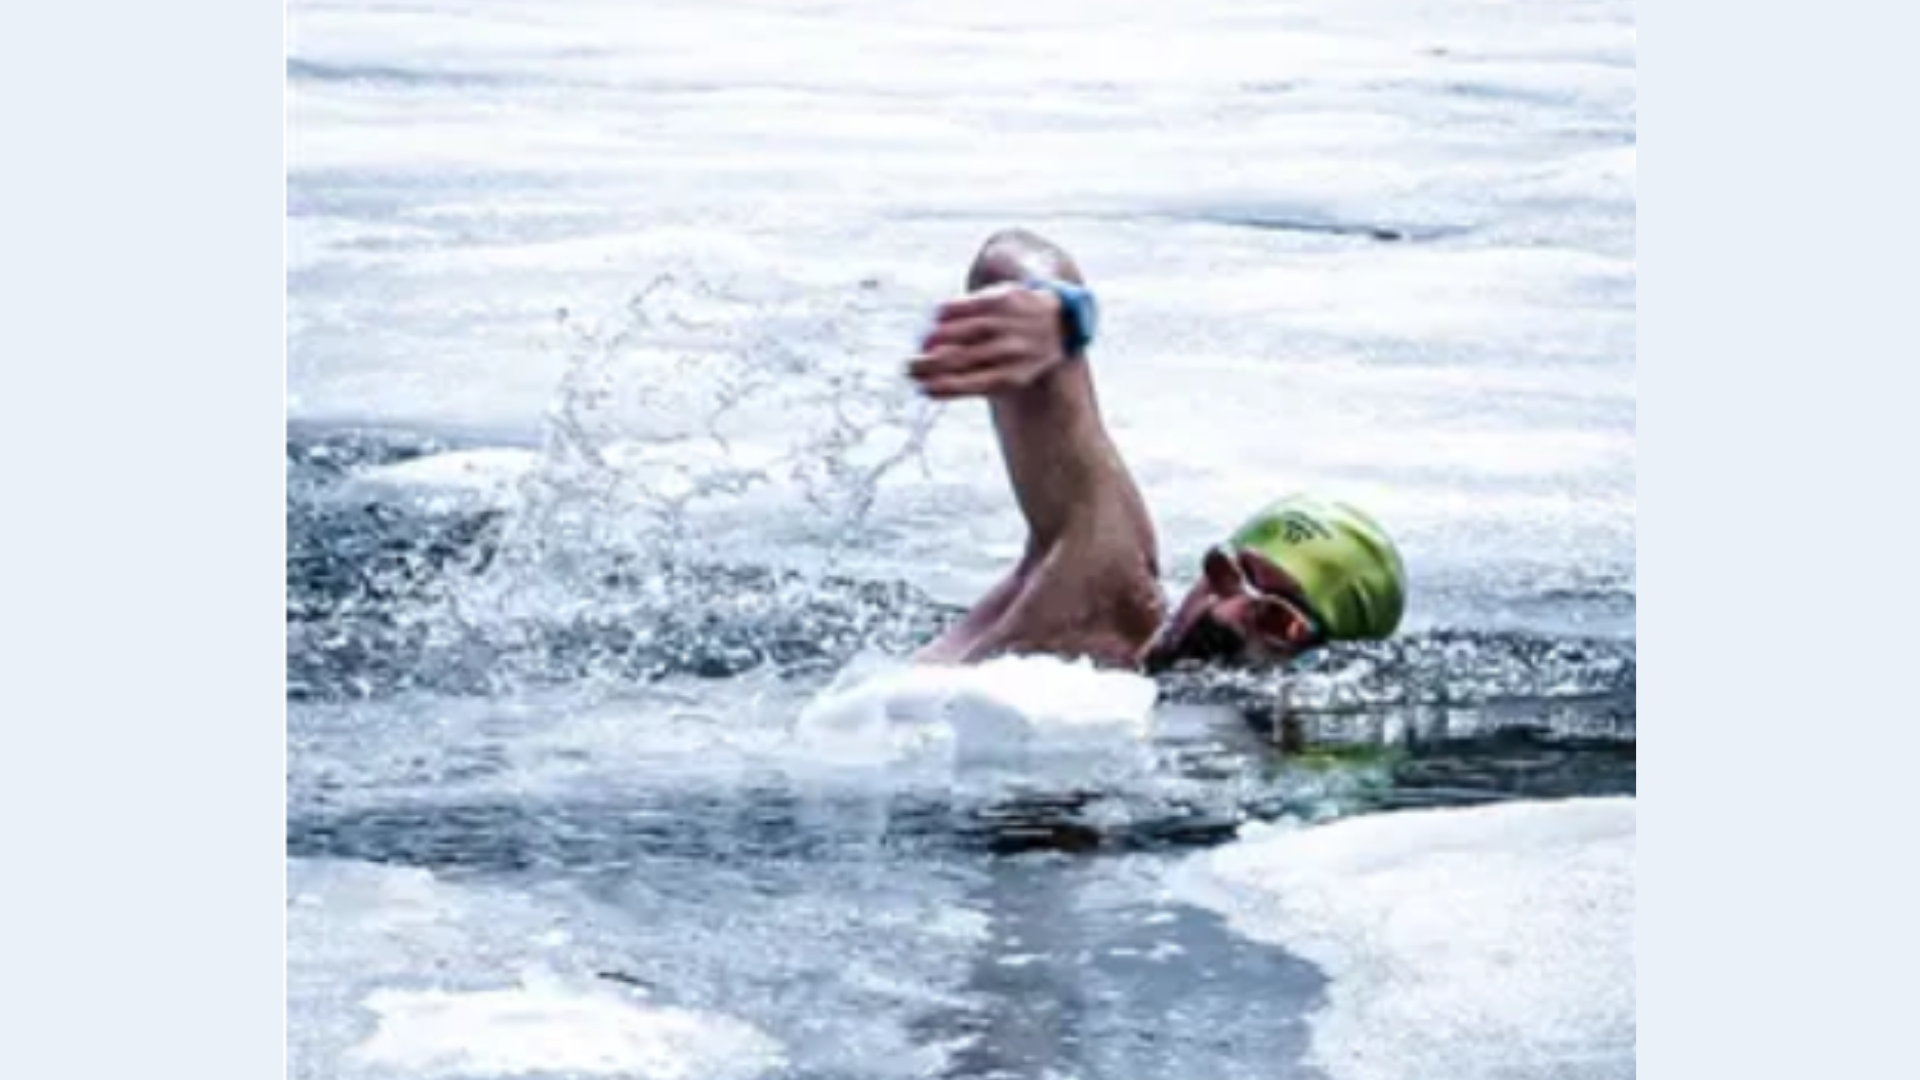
left=1145, top=495, right=1407, bottom=671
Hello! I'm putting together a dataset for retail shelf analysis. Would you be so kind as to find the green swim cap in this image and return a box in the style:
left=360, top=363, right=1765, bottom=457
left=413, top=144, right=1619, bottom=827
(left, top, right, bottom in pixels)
left=1228, top=494, right=1407, bottom=641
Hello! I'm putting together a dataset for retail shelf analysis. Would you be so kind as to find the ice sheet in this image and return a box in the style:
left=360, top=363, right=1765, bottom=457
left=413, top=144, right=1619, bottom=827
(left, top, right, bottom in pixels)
left=287, top=859, right=784, bottom=1080
left=1172, top=797, right=1635, bottom=1080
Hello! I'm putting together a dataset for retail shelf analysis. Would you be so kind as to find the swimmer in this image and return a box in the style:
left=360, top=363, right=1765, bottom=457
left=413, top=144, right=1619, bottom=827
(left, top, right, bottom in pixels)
left=907, top=229, right=1406, bottom=672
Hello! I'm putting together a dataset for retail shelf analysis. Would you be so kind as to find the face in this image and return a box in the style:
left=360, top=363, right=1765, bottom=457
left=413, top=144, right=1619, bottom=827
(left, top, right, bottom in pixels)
left=1143, top=547, right=1324, bottom=673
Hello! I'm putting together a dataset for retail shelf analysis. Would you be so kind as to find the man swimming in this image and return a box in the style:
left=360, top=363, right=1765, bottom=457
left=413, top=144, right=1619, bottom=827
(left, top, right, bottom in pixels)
left=907, top=229, right=1406, bottom=673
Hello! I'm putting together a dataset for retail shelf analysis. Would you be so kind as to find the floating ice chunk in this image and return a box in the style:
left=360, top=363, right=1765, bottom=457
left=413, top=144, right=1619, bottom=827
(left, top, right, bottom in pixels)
left=1172, top=798, right=1634, bottom=1080
left=793, top=654, right=1159, bottom=769
left=288, top=860, right=783, bottom=1080
left=350, top=973, right=784, bottom=1080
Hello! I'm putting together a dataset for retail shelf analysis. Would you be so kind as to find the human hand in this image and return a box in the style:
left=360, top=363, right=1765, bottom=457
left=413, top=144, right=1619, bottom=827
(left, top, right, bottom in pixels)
left=907, top=284, right=1068, bottom=400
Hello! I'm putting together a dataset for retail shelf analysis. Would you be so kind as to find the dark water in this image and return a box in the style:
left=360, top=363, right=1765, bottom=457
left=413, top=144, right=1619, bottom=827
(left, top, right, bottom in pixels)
left=287, top=424, right=1634, bottom=1080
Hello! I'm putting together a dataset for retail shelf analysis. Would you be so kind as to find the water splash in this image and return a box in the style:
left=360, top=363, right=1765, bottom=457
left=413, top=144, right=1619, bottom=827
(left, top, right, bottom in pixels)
left=289, top=271, right=963, bottom=701
left=505, top=270, right=940, bottom=572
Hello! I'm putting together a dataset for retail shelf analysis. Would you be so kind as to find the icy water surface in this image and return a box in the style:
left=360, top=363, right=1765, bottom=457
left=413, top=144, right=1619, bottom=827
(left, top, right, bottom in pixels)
left=287, top=0, right=1635, bottom=1076
left=286, top=425, right=1633, bottom=1079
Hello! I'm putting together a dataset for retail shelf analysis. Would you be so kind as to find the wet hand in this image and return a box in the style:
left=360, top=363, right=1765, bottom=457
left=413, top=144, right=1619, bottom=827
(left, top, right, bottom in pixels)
left=907, top=284, right=1068, bottom=400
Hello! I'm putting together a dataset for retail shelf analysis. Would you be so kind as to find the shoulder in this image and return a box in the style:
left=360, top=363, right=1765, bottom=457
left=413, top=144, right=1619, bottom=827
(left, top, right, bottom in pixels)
left=1022, top=534, right=1166, bottom=661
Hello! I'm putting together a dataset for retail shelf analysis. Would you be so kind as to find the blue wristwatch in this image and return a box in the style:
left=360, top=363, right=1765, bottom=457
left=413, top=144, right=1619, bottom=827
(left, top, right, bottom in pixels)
left=1026, top=278, right=1099, bottom=356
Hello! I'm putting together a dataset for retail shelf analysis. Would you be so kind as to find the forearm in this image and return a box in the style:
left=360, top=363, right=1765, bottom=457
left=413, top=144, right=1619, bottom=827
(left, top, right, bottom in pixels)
left=986, top=357, right=1120, bottom=547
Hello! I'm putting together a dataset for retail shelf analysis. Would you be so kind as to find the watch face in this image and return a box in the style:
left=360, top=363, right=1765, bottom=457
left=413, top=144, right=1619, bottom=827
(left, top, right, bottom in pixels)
left=1050, top=283, right=1092, bottom=348
left=1076, top=289, right=1098, bottom=342
left=1030, top=278, right=1097, bottom=351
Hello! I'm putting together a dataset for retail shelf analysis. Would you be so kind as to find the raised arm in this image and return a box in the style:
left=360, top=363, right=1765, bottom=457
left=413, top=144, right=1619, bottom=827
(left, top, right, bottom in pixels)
left=907, top=230, right=1164, bottom=667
